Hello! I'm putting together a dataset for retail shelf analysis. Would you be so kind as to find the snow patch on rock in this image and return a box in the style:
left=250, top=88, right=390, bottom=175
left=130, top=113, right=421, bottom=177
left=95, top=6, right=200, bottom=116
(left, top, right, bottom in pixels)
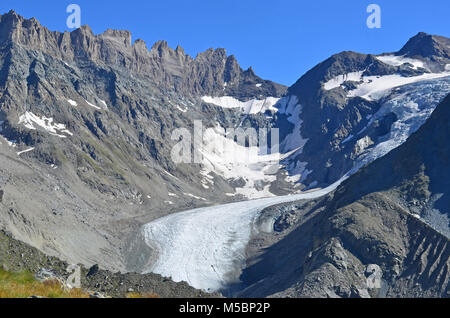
left=85, top=100, right=101, bottom=110
left=19, top=112, right=73, bottom=138
left=199, top=125, right=287, bottom=199
left=17, top=147, right=35, bottom=156
left=376, top=55, right=427, bottom=70
left=184, top=193, right=207, bottom=201
left=201, top=96, right=280, bottom=114
left=323, top=71, right=364, bottom=90
left=67, top=99, right=78, bottom=107
left=276, top=95, right=311, bottom=184
left=348, top=73, right=450, bottom=101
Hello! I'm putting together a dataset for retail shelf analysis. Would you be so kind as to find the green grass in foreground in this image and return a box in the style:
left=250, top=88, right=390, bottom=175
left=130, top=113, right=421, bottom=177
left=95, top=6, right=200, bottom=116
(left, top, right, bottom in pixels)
left=0, top=268, right=89, bottom=298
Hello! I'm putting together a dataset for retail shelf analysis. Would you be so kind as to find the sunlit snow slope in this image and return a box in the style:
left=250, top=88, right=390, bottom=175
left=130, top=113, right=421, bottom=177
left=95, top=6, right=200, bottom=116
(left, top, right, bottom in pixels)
left=141, top=177, right=345, bottom=292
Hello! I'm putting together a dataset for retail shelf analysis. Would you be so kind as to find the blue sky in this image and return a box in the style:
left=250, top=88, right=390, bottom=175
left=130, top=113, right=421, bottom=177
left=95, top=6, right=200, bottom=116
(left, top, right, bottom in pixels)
left=1, top=0, right=449, bottom=86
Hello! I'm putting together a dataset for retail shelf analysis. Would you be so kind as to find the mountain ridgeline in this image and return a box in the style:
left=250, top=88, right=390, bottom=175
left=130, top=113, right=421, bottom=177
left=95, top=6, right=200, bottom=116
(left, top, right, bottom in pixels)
left=0, top=10, right=285, bottom=98
left=0, top=9, right=449, bottom=298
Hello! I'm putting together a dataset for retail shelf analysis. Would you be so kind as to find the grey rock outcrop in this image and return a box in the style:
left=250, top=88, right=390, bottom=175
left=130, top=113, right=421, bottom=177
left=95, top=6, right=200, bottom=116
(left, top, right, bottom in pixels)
left=398, top=32, right=450, bottom=67
left=238, top=95, right=450, bottom=298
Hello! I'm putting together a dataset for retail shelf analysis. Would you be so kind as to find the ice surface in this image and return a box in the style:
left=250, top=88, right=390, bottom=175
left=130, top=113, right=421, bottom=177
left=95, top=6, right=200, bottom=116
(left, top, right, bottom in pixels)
left=347, top=72, right=450, bottom=101
left=142, top=177, right=346, bottom=292
left=353, top=76, right=450, bottom=171
left=197, top=96, right=309, bottom=196
left=199, top=125, right=287, bottom=198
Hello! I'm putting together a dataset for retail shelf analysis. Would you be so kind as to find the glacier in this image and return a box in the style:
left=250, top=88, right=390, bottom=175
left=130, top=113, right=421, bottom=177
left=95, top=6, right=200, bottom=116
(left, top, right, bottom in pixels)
left=141, top=76, right=450, bottom=293
left=141, top=177, right=346, bottom=292
left=352, top=76, right=450, bottom=171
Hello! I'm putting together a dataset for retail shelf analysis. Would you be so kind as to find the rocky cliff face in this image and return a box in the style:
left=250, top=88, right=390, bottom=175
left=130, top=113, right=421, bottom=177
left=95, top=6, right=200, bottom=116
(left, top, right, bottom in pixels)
left=0, top=10, right=285, bottom=99
left=278, top=32, right=450, bottom=189
left=399, top=32, right=450, bottom=66
left=239, top=95, right=450, bottom=298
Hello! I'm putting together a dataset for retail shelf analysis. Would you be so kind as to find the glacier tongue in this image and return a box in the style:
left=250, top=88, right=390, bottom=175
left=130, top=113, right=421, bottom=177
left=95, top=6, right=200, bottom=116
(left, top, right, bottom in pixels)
left=141, top=177, right=346, bottom=292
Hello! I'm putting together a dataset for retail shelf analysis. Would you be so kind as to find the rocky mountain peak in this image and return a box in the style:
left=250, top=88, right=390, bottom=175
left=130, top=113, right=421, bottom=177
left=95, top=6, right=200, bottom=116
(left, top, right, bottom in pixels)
left=149, top=40, right=188, bottom=62
left=282, top=31, right=450, bottom=193
left=132, top=38, right=149, bottom=54
left=224, top=55, right=240, bottom=83
left=195, top=47, right=227, bottom=63
left=0, top=9, right=21, bottom=25
left=287, top=51, right=370, bottom=95
left=100, top=29, right=132, bottom=48
left=0, top=11, right=286, bottom=98
left=175, top=45, right=185, bottom=55
left=244, top=66, right=256, bottom=76
left=289, top=33, right=450, bottom=97
left=0, top=10, right=43, bottom=46
left=151, top=40, right=169, bottom=52
left=398, top=32, right=450, bottom=61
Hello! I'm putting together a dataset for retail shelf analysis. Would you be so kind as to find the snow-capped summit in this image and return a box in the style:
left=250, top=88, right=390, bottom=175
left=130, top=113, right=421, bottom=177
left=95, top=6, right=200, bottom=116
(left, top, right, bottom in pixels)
left=274, top=33, right=450, bottom=191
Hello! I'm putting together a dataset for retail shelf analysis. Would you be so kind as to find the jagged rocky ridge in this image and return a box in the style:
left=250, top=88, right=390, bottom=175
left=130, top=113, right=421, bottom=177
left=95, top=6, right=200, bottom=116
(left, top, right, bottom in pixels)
left=0, top=10, right=285, bottom=98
